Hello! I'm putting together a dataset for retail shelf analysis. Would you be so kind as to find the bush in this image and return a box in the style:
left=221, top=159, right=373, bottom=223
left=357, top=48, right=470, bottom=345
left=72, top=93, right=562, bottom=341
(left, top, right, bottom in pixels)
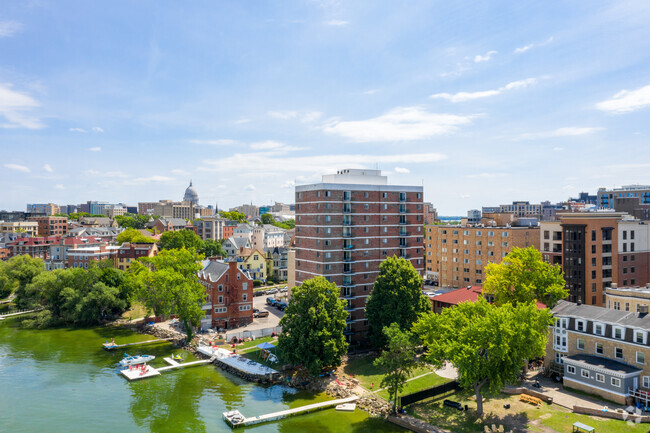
left=253, top=280, right=263, bottom=287
left=266, top=278, right=275, bottom=285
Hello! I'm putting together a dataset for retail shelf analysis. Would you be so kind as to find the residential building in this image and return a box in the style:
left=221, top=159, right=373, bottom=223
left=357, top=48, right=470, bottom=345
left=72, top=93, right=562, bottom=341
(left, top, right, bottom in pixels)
left=223, top=220, right=237, bottom=239
left=197, top=259, right=254, bottom=330
left=540, top=212, right=650, bottom=306
left=138, top=202, right=160, bottom=215
left=27, top=216, right=68, bottom=237
left=236, top=248, right=267, bottom=281
left=606, top=284, right=650, bottom=313
left=46, top=237, right=105, bottom=270
left=612, top=197, right=650, bottom=221
left=499, top=201, right=542, bottom=218
left=78, top=216, right=118, bottom=228
left=0, top=211, right=45, bottom=222
left=153, top=200, right=195, bottom=220
left=266, top=247, right=289, bottom=282
left=570, top=192, right=598, bottom=206
left=150, top=217, right=189, bottom=233
left=195, top=216, right=226, bottom=241
left=295, top=168, right=424, bottom=346
left=425, top=225, right=539, bottom=288
left=546, top=300, right=650, bottom=405
left=232, top=204, right=259, bottom=219
left=423, top=202, right=438, bottom=225
left=233, top=223, right=255, bottom=240
left=598, top=185, right=650, bottom=209
left=26, top=203, right=60, bottom=216
left=115, top=242, right=158, bottom=271
left=8, top=236, right=62, bottom=259
left=67, top=226, right=123, bottom=242
left=0, top=221, right=39, bottom=236
left=222, top=237, right=252, bottom=257
left=103, top=205, right=127, bottom=218
left=67, top=244, right=119, bottom=269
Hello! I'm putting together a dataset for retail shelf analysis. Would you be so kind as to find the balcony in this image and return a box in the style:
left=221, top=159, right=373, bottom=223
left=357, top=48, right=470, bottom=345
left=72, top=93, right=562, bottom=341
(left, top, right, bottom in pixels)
left=343, top=243, right=354, bottom=250
left=343, top=205, right=352, bottom=213
left=343, top=268, right=353, bottom=274
left=343, top=256, right=353, bottom=262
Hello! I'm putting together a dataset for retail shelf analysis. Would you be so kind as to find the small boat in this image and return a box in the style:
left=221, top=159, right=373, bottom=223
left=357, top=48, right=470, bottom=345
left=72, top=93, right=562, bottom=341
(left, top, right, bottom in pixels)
left=172, top=354, right=183, bottom=361
left=335, top=403, right=356, bottom=412
left=119, top=353, right=155, bottom=367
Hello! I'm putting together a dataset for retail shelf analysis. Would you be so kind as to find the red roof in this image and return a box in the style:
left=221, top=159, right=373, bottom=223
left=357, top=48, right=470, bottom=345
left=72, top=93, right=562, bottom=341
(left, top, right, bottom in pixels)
left=433, top=286, right=546, bottom=309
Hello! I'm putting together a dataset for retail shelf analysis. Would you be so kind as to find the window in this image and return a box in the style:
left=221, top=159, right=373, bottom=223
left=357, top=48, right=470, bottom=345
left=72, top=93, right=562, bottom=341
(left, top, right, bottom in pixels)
left=615, top=347, right=623, bottom=359
left=613, top=327, right=624, bottom=339
left=577, top=338, right=585, bottom=350
left=644, top=376, right=650, bottom=389
left=581, top=369, right=590, bottom=378
left=243, top=294, right=247, bottom=301
left=239, top=305, right=251, bottom=311
left=218, top=296, right=223, bottom=304
left=595, top=343, right=603, bottom=354
left=566, top=365, right=576, bottom=374
left=576, top=320, right=585, bottom=332
left=214, top=307, right=227, bottom=313
left=638, top=351, right=645, bottom=364
left=488, top=231, right=494, bottom=237
left=242, top=283, right=247, bottom=291
left=635, top=330, right=646, bottom=344
left=595, top=373, right=604, bottom=383
left=611, top=377, right=621, bottom=388
left=594, top=323, right=604, bottom=336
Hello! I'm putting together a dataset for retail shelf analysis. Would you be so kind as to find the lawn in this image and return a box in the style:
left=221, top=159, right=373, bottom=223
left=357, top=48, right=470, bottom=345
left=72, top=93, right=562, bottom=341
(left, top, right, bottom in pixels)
left=408, top=391, right=646, bottom=433
left=121, top=303, right=148, bottom=321
left=377, top=372, right=450, bottom=401
left=241, top=346, right=284, bottom=369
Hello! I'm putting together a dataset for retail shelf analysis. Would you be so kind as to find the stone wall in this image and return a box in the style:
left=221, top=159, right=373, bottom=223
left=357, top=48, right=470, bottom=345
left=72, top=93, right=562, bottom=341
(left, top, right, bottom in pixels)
left=574, top=405, right=650, bottom=423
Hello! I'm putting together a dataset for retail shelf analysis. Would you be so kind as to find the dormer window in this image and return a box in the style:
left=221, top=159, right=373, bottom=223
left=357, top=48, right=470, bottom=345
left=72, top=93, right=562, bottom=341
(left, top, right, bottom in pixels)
left=635, top=330, right=646, bottom=344
left=576, top=320, right=585, bottom=332
left=594, top=323, right=604, bottom=336
left=613, top=326, right=625, bottom=340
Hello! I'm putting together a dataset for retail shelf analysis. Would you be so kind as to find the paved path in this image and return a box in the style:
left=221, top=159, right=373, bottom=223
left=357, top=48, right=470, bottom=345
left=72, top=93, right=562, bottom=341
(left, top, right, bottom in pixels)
left=434, top=362, right=458, bottom=380
left=517, top=374, right=617, bottom=411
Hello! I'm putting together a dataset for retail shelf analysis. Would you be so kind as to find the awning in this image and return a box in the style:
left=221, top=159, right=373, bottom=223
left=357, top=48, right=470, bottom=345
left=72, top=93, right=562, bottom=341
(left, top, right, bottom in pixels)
left=256, top=342, right=276, bottom=350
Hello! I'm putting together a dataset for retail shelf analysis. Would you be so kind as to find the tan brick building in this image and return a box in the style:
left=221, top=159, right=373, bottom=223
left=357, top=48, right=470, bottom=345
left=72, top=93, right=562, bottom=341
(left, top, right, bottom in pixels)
left=0, top=221, right=39, bottom=236
left=425, top=225, right=539, bottom=288
left=605, top=284, right=650, bottom=313
left=27, top=216, right=68, bottom=237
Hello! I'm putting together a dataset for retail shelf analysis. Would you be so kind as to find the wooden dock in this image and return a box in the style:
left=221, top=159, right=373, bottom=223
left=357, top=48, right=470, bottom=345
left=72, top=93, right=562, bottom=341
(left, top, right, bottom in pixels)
left=223, top=396, right=359, bottom=428
left=103, top=338, right=176, bottom=350
left=120, top=356, right=212, bottom=381
left=0, top=309, right=40, bottom=320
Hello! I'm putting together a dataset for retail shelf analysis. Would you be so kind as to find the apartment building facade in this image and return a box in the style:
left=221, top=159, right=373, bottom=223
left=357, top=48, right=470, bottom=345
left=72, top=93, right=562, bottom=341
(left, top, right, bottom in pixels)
left=115, top=242, right=158, bottom=270
left=26, top=203, right=60, bottom=216
left=27, top=216, right=68, bottom=237
left=425, top=225, right=539, bottom=288
left=67, top=244, right=119, bottom=268
left=546, top=300, right=650, bottom=405
left=0, top=221, right=39, bottom=237
left=598, top=185, right=650, bottom=209
left=295, top=169, right=424, bottom=345
left=605, top=285, right=650, bottom=313
left=195, top=216, right=226, bottom=241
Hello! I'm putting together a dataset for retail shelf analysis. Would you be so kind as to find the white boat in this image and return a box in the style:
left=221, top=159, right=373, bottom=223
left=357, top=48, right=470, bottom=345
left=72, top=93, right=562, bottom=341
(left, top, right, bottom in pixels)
left=119, top=354, right=155, bottom=367
left=335, top=403, right=356, bottom=412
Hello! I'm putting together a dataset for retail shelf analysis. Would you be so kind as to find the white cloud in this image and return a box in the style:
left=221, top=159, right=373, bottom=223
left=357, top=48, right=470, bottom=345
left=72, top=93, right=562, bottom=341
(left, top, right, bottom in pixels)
left=69, top=127, right=87, bottom=133
left=322, top=106, right=472, bottom=142
left=474, top=50, right=497, bottom=63
left=88, top=147, right=102, bottom=152
left=466, top=172, right=507, bottom=179
left=363, top=89, right=379, bottom=95
left=250, top=140, right=286, bottom=150
left=596, top=84, right=650, bottom=113
left=0, top=21, right=23, bottom=38
left=325, top=20, right=349, bottom=26
left=43, top=164, right=53, bottom=173
left=171, top=169, right=190, bottom=176
left=553, top=147, right=564, bottom=152
left=4, top=163, right=30, bottom=173
left=132, top=175, right=175, bottom=182
left=268, top=110, right=297, bottom=120
left=92, top=126, right=104, bottom=133
left=246, top=184, right=256, bottom=191
left=54, top=184, right=64, bottom=190
left=282, top=180, right=296, bottom=188
left=394, top=167, right=410, bottom=173
left=516, top=127, right=603, bottom=140
left=301, top=111, right=323, bottom=123
left=431, top=78, right=537, bottom=103
left=84, top=169, right=128, bottom=178
left=189, top=138, right=238, bottom=146
left=0, top=83, right=44, bottom=129
left=514, top=37, right=554, bottom=54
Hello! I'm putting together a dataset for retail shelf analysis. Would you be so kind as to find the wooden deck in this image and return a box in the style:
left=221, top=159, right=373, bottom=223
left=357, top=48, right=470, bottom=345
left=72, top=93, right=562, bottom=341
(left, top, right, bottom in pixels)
left=103, top=338, right=176, bottom=350
left=223, top=396, right=359, bottom=428
left=120, top=356, right=212, bottom=381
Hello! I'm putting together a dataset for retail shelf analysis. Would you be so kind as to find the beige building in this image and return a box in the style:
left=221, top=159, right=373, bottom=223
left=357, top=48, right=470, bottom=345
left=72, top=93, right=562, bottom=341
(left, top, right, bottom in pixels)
left=606, top=284, right=650, bottom=313
left=153, top=200, right=195, bottom=220
left=103, top=206, right=127, bottom=218
left=0, top=221, right=39, bottom=236
left=425, top=225, right=539, bottom=288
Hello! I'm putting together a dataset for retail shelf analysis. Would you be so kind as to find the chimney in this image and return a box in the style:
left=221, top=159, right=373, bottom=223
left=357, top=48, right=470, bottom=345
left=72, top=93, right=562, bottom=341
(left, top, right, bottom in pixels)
left=639, top=305, right=648, bottom=316
left=611, top=283, right=618, bottom=289
left=577, top=297, right=582, bottom=306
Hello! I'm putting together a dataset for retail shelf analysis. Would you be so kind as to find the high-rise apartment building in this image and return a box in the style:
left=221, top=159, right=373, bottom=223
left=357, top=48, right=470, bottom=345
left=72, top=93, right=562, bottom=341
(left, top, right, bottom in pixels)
left=295, top=169, right=424, bottom=346
left=541, top=212, right=650, bottom=307
left=425, top=225, right=539, bottom=288
left=598, top=185, right=650, bottom=209
left=26, top=203, right=60, bottom=216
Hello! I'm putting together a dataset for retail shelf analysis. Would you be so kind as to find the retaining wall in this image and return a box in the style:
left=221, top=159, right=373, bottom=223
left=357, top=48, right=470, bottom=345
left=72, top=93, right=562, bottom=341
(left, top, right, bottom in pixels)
left=573, top=405, right=650, bottom=423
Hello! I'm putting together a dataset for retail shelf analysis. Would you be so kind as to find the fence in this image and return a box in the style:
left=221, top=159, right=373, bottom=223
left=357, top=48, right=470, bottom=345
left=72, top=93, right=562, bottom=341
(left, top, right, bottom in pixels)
left=399, top=380, right=460, bottom=406
left=225, top=326, right=282, bottom=341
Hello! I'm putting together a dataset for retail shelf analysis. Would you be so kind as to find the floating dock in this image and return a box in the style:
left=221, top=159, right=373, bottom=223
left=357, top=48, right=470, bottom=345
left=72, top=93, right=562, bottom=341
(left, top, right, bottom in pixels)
left=223, top=396, right=359, bottom=428
left=120, top=357, right=212, bottom=381
left=103, top=338, right=176, bottom=350
left=197, top=345, right=278, bottom=377
left=0, top=309, right=40, bottom=320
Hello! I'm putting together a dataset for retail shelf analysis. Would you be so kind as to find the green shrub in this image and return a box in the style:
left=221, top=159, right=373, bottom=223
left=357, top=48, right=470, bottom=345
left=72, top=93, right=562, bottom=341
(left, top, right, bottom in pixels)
left=253, top=280, right=262, bottom=287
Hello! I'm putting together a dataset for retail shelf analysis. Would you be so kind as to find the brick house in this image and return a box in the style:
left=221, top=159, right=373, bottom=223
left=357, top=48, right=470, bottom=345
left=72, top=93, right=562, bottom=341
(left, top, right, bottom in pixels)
left=546, top=300, right=650, bottom=405
left=8, top=236, right=62, bottom=259
left=115, top=242, right=158, bottom=270
left=197, top=259, right=253, bottom=330
left=67, top=244, right=119, bottom=269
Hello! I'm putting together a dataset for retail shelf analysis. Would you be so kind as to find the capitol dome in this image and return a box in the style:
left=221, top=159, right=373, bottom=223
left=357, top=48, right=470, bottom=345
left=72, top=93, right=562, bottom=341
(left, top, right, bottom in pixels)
left=183, top=180, right=199, bottom=205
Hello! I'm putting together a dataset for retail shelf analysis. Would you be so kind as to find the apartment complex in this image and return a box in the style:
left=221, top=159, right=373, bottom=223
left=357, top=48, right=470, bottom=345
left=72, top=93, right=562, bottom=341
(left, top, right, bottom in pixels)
left=547, top=300, right=650, bottom=405
left=295, top=169, right=424, bottom=346
left=195, top=216, right=226, bottom=241
left=27, top=216, right=68, bottom=237
left=115, top=242, right=158, bottom=271
left=198, top=259, right=254, bottom=330
left=605, top=285, right=650, bottom=313
left=26, top=203, right=60, bottom=215
left=540, top=212, right=650, bottom=306
left=598, top=185, right=650, bottom=209
left=0, top=221, right=39, bottom=236
left=425, top=225, right=539, bottom=288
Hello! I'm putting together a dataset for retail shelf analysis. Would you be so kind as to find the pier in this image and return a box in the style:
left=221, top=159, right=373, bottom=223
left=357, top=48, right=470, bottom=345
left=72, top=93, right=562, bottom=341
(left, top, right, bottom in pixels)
left=223, top=396, right=359, bottom=428
left=103, top=338, right=176, bottom=350
left=197, top=345, right=278, bottom=377
left=0, top=308, right=40, bottom=320
left=120, top=356, right=212, bottom=381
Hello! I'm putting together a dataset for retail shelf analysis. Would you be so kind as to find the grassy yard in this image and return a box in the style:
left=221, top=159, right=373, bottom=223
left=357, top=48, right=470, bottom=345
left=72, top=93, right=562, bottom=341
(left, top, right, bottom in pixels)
left=240, top=346, right=284, bottom=369
left=121, top=303, right=148, bottom=321
left=377, top=372, right=449, bottom=401
left=408, top=391, right=646, bottom=433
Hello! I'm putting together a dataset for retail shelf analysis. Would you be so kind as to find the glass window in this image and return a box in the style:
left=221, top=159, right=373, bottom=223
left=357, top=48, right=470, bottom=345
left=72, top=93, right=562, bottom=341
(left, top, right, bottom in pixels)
left=638, top=351, right=645, bottom=365
left=577, top=339, right=585, bottom=350
left=615, top=347, right=623, bottom=359
left=581, top=369, right=589, bottom=378
left=611, top=377, right=621, bottom=387
left=595, top=343, right=603, bottom=354
left=566, top=365, right=576, bottom=374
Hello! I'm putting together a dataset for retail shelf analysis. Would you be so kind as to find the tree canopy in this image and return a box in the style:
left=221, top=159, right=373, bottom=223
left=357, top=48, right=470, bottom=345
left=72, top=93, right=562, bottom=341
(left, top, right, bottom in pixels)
left=413, top=298, right=552, bottom=416
left=116, top=228, right=156, bottom=244
left=114, top=214, right=151, bottom=229
left=260, top=213, right=295, bottom=230
left=483, top=246, right=567, bottom=308
left=219, top=211, right=247, bottom=223
left=200, top=239, right=225, bottom=258
left=159, top=230, right=203, bottom=251
left=4, top=255, right=45, bottom=303
left=278, top=277, right=348, bottom=375
left=128, top=248, right=205, bottom=340
left=365, top=256, right=431, bottom=348
left=374, top=323, right=419, bottom=413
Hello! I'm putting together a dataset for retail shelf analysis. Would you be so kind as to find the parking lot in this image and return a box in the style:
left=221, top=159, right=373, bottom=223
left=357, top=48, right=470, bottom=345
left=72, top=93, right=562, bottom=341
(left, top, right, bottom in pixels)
left=240, top=293, right=287, bottom=332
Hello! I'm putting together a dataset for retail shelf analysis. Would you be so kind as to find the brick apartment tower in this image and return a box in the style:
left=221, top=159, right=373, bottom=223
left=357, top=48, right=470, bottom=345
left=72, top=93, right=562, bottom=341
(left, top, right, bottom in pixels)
left=295, top=169, right=424, bottom=346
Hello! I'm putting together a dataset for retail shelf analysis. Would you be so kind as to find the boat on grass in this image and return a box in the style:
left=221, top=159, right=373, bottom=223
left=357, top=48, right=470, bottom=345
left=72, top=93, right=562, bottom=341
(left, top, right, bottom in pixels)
left=172, top=354, right=183, bottom=361
left=119, top=353, right=155, bottom=367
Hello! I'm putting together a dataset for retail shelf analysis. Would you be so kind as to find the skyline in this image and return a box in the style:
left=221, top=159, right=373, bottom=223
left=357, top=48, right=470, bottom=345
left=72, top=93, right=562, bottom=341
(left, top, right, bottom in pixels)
left=1, top=1, right=649, bottom=214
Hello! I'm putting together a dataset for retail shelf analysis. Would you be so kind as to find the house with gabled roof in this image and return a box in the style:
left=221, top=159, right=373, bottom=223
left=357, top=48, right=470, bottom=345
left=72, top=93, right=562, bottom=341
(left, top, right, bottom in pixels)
left=236, top=247, right=267, bottom=281
left=222, top=236, right=251, bottom=257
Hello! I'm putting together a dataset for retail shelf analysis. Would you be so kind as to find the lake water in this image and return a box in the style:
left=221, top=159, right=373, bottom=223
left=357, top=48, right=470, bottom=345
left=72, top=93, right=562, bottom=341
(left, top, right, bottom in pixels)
left=0, top=320, right=405, bottom=433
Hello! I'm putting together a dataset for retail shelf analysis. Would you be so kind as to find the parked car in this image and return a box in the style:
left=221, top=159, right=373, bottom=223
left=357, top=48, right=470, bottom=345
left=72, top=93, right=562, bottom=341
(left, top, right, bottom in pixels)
left=275, top=301, right=288, bottom=311
left=279, top=286, right=288, bottom=293
left=266, top=297, right=278, bottom=306
left=253, top=308, right=269, bottom=318
left=253, top=290, right=265, bottom=297
left=265, top=288, right=278, bottom=295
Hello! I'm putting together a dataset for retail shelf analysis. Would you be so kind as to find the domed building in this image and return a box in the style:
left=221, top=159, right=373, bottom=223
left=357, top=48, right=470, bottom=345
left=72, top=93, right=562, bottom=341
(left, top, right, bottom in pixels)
left=183, top=180, right=199, bottom=206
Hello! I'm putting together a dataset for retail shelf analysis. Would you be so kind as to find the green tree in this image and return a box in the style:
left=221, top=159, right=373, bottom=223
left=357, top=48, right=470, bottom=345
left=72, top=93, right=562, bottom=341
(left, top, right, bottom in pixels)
left=7, top=255, right=45, bottom=307
left=219, top=211, right=247, bottom=223
left=115, top=214, right=151, bottom=229
left=200, top=239, right=225, bottom=258
left=278, top=277, right=348, bottom=375
left=483, top=246, right=567, bottom=308
left=159, top=230, right=202, bottom=251
left=365, top=256, right=431, bottom=348
left=413, top=298, right=552, bottom=416
left=374, top=323, right=419, bottom=414
left=129, top=248, right=205, bottom=340
left=116, top=228, right=156, bottom=244
left=0, top=262, right=15, bottom=299
left=260, top=213, right=275, bottom=225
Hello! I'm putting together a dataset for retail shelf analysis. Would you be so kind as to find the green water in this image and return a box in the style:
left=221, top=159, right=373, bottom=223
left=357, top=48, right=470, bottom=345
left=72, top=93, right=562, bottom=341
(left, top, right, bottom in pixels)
left=0, top=320, right=405, bottom=433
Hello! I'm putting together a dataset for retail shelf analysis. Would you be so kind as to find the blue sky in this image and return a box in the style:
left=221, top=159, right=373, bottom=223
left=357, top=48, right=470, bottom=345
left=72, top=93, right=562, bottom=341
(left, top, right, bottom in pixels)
left=1, top=1, right=649, bottom=215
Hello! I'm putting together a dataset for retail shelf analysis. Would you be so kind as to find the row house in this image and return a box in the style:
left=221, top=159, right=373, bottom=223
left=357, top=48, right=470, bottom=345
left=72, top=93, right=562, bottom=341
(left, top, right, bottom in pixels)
left=8, top=236, right=62, bottom=260
left=547, top=300, right=650, bottom=405
left=46, top=237, right=105, bottom=270
left=115, top=242, right=158, bottom=270
left=67, top=244, right=119, bottom=269
left=266, top=247, right=289, bottom=282
left=149, top=217, right=188, bottom=233
left=67, top=226, right=123, bottom=242
left=197, top=259, right=253, bottom=330
left=606, top=284, right=650, bottom=313
left=223, top=236, right=251, bottom=258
